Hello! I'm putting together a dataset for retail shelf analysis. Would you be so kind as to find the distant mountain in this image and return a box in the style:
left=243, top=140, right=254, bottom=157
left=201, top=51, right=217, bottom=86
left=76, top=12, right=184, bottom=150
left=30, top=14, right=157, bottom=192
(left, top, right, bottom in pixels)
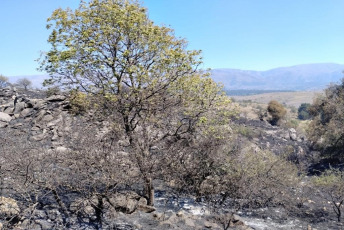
left=9, top=63, right=344, bottom=91
left=211, top=63, right=344, bottom=91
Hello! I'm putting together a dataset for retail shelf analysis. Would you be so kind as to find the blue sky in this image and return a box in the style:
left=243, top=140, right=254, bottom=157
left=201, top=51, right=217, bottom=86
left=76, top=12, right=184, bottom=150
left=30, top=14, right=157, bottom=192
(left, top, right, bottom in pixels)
left=1, top=0, right=343, bottom=76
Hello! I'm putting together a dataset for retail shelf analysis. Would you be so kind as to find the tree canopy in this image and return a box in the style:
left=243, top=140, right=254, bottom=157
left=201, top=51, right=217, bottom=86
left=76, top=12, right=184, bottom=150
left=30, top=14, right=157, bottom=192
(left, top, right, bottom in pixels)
left=308, top=79, right=344, bottom=160
left=298, top=103, right=311, bottom=120
left=16, top=77, right=32, bottom=90
left=39, top=0, right=235, bottom=205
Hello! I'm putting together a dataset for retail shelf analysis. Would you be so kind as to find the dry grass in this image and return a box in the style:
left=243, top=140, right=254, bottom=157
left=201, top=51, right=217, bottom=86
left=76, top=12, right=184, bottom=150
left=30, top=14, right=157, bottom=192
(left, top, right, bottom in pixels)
left=231, top=91, right=322, bottom=108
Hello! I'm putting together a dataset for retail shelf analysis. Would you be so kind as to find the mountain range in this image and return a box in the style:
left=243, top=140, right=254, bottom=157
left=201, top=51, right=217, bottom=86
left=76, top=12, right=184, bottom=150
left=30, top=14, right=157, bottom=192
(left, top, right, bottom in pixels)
left=8, top=63, right=344, bottom=91
left=211, top=63, right=344, bottom=91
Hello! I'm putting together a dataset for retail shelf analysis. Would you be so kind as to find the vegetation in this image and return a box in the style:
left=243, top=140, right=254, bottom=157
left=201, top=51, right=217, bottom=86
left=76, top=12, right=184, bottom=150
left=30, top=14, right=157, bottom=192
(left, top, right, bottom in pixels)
left=16, top=77, right=32, bottom=90
left=313, top=168, right=344, bottom=222
left=39, top=0, right=234, bottom=206
left=307, top=79, right=344, bottom=160
left=267, top=100, right=287, bottom=125
left=298, top=103, right=311, bottom=120
left=0, top=74, right=9, bottom=88
left=2, top=0, right=342, bottom=229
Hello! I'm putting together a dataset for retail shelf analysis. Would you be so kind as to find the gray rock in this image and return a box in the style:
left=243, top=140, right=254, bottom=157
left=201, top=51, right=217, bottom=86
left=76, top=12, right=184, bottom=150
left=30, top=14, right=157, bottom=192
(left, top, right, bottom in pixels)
left=47, top=95, right=66, bottom=102
left=20, top=108, right=33, bottom=117
left=0, top=121, right=7, bottom=128
left=0, top=112, right=12, bottom=122
left=13, top=101, right=26, bottom=114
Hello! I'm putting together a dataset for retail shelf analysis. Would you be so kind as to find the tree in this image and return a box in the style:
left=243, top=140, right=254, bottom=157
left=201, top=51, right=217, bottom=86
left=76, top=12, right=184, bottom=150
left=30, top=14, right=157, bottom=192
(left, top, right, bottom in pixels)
left=0, top=74, right=9, bottom=88
left=39, top=0, right=234, bottom=206
left=308, top=79, right=344, bottom=160
left=16, top=77, right=32, bottom=90
left=267, top=100, right=286, bottom=125
left=297, top=103, right=311, bottom=120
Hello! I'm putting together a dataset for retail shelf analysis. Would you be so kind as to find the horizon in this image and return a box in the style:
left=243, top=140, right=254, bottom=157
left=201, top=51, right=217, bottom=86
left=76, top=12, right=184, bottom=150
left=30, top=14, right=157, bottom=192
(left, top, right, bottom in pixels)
left=1, top=0, right=344, bottom=76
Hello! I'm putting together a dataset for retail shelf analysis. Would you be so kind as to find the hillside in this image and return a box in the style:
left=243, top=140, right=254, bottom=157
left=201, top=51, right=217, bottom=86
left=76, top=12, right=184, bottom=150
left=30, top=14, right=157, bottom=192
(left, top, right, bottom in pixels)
left=211, top=63, right=344, bottom=91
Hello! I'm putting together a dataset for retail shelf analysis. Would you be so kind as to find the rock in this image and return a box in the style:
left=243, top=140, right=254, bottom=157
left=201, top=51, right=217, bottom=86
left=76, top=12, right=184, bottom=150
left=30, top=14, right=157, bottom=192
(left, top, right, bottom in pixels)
left=0, top=112, right=12, bottom=122
left=0, top=121, right=7, bottom=128
left=41, top=114, right=54, bottom=122
left=176, top=210, right=184, bottom=217
left=46, top=95, right=66, bottom=102
left=56, top=146, right=68, bottom=152
left=0, top=196, right=20, bottom=217
left=35, top=219, right=53, bottom=230
left=13, top=101, right=26, bottom=114
left=108, top=192, right=139, bottom=214
left=20, top=108, right=33, bottom=117
left=185, top=218, right=196, bottom=227
left=289, top=128, right=297, bottom=141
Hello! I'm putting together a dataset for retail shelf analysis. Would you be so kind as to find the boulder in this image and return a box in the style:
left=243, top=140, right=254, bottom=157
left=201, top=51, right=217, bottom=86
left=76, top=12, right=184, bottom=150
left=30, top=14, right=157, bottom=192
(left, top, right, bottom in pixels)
left=289, top=128, right=297, bottom=141
left=46, top=95, right=66, bottom=102
left=0, top=112, right=12, bottom=122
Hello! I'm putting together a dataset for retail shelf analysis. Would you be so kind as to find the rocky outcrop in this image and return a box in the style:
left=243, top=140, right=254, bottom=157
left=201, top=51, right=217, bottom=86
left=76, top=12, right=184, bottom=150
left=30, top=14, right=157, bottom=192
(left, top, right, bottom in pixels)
left=234, top=118, right=310, bottom=163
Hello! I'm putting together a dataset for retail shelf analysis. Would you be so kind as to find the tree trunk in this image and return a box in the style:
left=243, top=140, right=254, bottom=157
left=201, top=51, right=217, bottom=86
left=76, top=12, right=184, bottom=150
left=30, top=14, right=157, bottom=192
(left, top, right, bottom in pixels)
left=145, top=177, right=154, bottom=206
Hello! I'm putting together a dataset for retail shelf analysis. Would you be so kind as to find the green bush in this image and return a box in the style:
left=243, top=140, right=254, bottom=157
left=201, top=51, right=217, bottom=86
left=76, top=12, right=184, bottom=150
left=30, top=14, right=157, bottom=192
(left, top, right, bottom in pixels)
left=297, top=103, right=311, bottom=120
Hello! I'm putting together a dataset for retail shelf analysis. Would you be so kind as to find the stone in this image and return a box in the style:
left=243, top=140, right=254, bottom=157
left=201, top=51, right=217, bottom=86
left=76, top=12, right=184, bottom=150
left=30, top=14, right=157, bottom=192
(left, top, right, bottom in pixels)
left=20, top=108, right=33, bottom=117
left=109, top=193, right=138, bottom=214
left=0, top=196, right=20, bottom=217
left=47, top=95, right=66, bottom=102
left=0, top=112, right=12, bottom=122
left=176, top=210, right=184, bottom=217
left=35, top=219, right=53, bottom=230
left=13, top=101, right=26, bottom=114
left=184, top=218, right=196, bottom=227
left=289, top=128, right=297, bottom=141
left=41, top=114, right=54, bottom=122
left=0, top=121, right=7, bottom=128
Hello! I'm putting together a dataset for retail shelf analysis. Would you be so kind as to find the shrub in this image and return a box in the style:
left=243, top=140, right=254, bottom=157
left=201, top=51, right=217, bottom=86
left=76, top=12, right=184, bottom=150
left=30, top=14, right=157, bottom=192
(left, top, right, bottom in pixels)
left=267, top=100, right=287, bottom=125
left=69, top=90, right=91, bottom=114
left=297, top=103, right=311, bottom=120
left=307, top=79, right=344, bottom=160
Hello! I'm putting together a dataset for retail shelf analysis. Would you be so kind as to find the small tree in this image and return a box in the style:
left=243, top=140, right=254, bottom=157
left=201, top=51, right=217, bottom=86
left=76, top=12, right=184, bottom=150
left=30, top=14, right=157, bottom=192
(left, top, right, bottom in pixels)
left=297, top=103, right=311, bottom=120
left=0, top=74, right=9, bottom=88
left=16, top=77, right=32, bottom=90
left=267, top=100, right=286, bottom=125
left=39, top=0, right=235, bottom=206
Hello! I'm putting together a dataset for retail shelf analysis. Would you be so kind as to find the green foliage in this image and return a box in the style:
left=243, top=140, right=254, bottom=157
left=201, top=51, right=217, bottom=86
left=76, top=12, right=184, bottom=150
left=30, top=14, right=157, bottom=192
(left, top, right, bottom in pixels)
left=307, top=79, right=344, bottom=160
left=297, top=103, right=311, bottom=120
left=267, top=100, right=287, bottom=125
left=0, top=74, right=9, bottom=88
left=38, top=0, right=236, bottom=205
left=69, top=90, right=91, bottom=115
